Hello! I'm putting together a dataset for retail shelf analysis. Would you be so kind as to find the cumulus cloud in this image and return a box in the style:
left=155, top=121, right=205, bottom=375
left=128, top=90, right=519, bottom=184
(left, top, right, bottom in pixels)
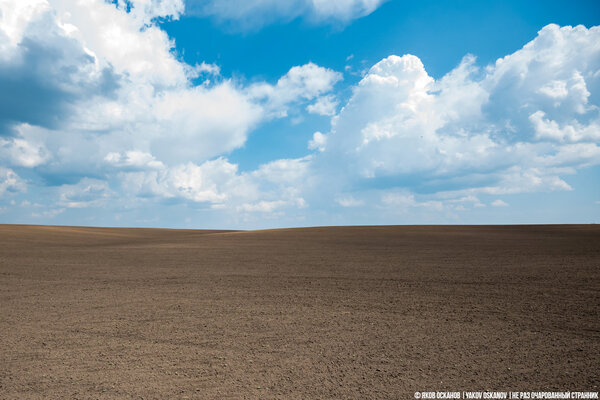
left=0, top=0, right=120, bottom=132
left=104, top=150, right=165, bottom=170
left=116, top=155, right=311, bottom=217
left=248, top=63, right=342, bottom=118
left=311, top=24, right=600, bottom=211
left=307, top=94, right=339, bottom=116
left=151, top=83, right=263, bottom=162
left=0, top=0, right=341, bottom=216
left=0, top=0, right=343, bottom=166
left=120, top=158, right=239, bottom=204
left=186, top=0, right=387, bottom=31
left=50, top=0, right=189, bottom=87
left=529, top=111, right=600, bottom=142
left=308, top=131, right=327, bottom=152
left=0, top=1, right=598, bottom=227
left=58, top=178, right=113, bottom=208
left=0, top=129, right=49, bottom=168
left=234, top=157, right=310, bottom=215
left=0, top=167, right=25, bottom=196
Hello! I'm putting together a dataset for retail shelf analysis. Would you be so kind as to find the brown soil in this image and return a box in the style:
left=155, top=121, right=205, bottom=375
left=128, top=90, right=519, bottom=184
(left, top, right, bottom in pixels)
left=0, top=224, right=599, bottom=399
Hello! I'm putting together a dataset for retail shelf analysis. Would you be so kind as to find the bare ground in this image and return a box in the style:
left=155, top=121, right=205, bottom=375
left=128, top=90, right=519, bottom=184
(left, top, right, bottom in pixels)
left=0, top=224, right=599, bottom=399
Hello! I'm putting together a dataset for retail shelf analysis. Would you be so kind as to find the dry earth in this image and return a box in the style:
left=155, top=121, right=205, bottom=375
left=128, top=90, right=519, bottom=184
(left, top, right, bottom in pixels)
left=0, top=225, right=599, bottom=399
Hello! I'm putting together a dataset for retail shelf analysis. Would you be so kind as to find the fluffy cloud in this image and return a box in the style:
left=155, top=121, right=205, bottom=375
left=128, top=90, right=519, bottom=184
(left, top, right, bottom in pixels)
left=117, top=156, right=310, bottom=215
left=310, top=24, right=600, bottom=211
left=308, top=131, right=327, bottom=152
left=307, top=95, right=339, bottom=116
left=0, top=0, right=340, bottom=197
left=119, top=158, right=239, bottom=203
left=0, top=1, right=598, bottom=227
left=105, top=150, right=165, bottom=170
left=58, top=178, right=113, bottom=208
left=0, top=125, right=49, bottom=167
left=186, top=0, right=387, bottom=31
left=50, top=0, right=189, bottom=86
left=248, top=63, right=342, bottom=118
left=234, top=157, right=310, bottom=215
left=0, top=0, right=120, bottom=132
left=0, top=0, right=341, bottom=162
left=529, top=111, right=600, bottom=142
left=0, top=167, right=25, bottom=196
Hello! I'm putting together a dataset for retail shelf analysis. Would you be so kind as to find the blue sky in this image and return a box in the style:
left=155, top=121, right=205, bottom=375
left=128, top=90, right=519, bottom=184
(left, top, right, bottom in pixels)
left=0, top=0, right=599, bottom=228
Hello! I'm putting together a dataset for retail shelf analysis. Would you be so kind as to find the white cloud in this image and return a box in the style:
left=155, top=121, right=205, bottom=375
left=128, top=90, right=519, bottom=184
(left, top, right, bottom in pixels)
left=491, top=199, right=508, bottom=207
left=105, top=150, right=164, bottom=170
left=0, top=1, right=122, bottom=131
left=105, top=20, right=599, bottom=221
left=2, top=138, right=46, bottom=167
left=312, top=24, right=600, bottom=207
left=0, top=124, right=50, bottom=168
left=529, top=111, right=600, bottom=142
left=116, top=155, right=311, bottom=218
left=0, top=0, right=348, bottom=223
left=538, top=80, right=569, bottom=100
left=0, top=0, right=49, bottom=49
left=249, top=63, right=342, bottom=118
left=196, top=61, right=220, bottom=76
left=0, top=167, right=25, bottom=196
left=151, top=83, right=263, bottom=163
left=119, top=158, right=238, bottom=204
left=58, top=178, right=113, bottom=208
left=186, top=0, right=387, bottom=31
left=308, top=131, right=327, bottom=152
left=307, top=94, right=339, bottom=116
left=0, top=6, right=598, bottom=226
left=250, top=156, right=312, bottom=185
left=0, top=0, right=341, bottom=174
left=49, top=0, right=189, bottom=87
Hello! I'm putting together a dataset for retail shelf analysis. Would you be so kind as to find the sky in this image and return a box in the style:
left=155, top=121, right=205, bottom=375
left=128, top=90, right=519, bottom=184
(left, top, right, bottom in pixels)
left=0, top=0, right=599, bottom=229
